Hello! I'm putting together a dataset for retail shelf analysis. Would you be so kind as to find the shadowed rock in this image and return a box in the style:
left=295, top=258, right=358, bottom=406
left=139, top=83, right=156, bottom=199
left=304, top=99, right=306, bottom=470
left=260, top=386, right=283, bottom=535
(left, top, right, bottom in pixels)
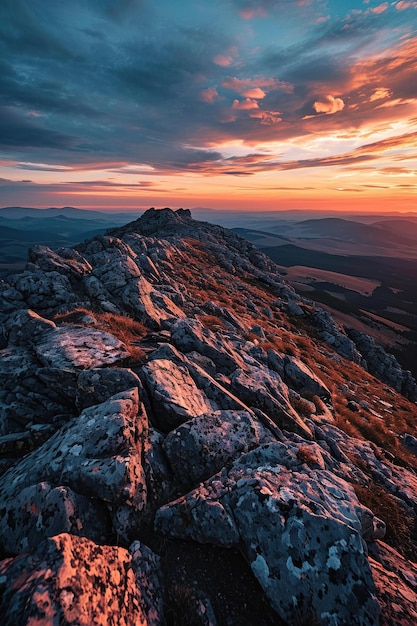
left=163, top=410, right=275, bottom=487
left=155, top=443, right=380, bottom=626
left=0, top=389, right=147, bottom=551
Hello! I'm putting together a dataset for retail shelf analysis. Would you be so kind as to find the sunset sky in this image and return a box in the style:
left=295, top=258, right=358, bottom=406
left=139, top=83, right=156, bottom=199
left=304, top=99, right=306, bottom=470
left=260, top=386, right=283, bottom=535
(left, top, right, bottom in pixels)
left=1, top=0, right=417, bottom=212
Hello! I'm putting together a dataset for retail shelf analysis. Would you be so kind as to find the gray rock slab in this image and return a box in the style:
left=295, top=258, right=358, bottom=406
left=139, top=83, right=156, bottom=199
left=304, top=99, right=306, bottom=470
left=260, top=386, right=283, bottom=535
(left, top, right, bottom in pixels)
left=76, top=367, right=141, bottom=410
left=0, top=389, right=147, bottom=550
left=163, top=410, right=275, bottom=486
left=122, top=275, right=185, bottom=329
left=0, top=482, right=111, bottom=553
left=230, top=365, right=312, bottom=439
left=284, top=355, right=331, bottom=400
left=33, top=325, right=130, bottom=370
left=171, top=318, right=244, bottom=374
left=141, top=358, right=213, bottom=430
left=155, top=448, right=380, bottom=626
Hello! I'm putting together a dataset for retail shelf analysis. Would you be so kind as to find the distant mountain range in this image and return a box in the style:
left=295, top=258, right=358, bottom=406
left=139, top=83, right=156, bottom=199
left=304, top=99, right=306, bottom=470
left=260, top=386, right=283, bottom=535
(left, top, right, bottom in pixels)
left=0, top=207, right=142, bottom=270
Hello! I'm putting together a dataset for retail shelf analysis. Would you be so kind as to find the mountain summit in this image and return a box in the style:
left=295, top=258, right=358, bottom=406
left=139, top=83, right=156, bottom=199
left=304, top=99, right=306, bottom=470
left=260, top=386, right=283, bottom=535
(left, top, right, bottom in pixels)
left=1, top=208, right=417, bottom=625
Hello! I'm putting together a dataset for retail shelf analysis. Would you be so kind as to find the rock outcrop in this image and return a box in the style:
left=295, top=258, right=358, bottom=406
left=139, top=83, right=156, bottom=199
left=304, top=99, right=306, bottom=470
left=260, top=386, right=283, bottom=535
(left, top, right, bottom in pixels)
left=1, top=207, right=416, bottom=624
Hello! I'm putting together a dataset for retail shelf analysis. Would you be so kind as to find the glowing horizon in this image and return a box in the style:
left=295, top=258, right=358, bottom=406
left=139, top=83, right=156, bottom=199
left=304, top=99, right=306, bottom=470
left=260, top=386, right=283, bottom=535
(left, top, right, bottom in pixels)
left=1, top=0, right=417, bottom=212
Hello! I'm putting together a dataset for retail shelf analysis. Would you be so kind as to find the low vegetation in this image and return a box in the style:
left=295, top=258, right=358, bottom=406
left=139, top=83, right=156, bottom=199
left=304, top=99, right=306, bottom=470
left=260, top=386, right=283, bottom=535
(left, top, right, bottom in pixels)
left=54, top=308, right=148, bottom=363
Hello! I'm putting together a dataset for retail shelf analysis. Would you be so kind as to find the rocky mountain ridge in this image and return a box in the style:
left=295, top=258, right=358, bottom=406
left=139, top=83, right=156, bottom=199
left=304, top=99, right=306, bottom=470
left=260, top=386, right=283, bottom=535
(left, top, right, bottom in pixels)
left=1, top=207, right=417, bottom=625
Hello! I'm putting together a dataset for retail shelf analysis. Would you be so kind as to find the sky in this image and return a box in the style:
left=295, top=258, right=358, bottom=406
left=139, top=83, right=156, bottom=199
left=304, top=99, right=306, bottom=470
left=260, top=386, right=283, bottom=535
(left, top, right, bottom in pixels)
left=1, top=0, right=417, bottom=213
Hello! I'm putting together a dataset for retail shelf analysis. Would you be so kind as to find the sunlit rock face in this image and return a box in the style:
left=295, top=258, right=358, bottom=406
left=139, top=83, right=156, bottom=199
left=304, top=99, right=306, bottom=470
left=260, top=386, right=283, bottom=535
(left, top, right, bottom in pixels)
left=1, top=207, right=416, bottom=625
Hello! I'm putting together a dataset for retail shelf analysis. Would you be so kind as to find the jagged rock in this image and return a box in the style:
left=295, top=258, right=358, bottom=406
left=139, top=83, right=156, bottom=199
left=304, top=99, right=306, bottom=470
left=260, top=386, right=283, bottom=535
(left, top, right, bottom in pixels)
left=4, top=308, right=56, bottom=346
left=347, top=328, right=417, bottom=401
left=0, top=482, right=111, bottom=554
left=122, top=276, right=185, bottom=329
left=33, top=325, right=130, bottom=370
left=369, top=542, right=417, bottom=625
left=144, top=427, right=174, bottom=509
left=89, top=248, right=141, bottom=289
left=9, top=269, right=79, bottom=313
left=347, top=400, right=360, bottom=412
left=230, top=365, right=313, bottom=439
left=267, top=348, right=285, bottom=377
left=141, top=358, right=213, bottom=430
left=28, top=245, right=92, bottom=278
left=171, top=318, right=244, bottom=374
left=0, top=533, right=164, bottom=625
left=163, top=410, right=275, bottom=487
left=1, top=207, right=417, bottom=624
left=76, top=366, right=141, bottom=409
left=400, top=433, right=417, bottom=457
left=36, top=367, right=79, bottom=401
left=283, top=355, right=331, bottom=400
left=155, top=444, right=380, bottom=626
left=148, top=343, right=250, bottom=414
left=319, top=423, right=417, bottom=508
left=0, top=424, right=55, bottom=460
left=311, top=308, right=362, bottom=363
left=0, top=282, right=24, bottom=317
left=203, top=301, right=248, bottom=333
left=0, top=346, right=74, bottom=435
left=0, top=389, right=147, bottom=550
left=360, top=507, right=387, bottom=542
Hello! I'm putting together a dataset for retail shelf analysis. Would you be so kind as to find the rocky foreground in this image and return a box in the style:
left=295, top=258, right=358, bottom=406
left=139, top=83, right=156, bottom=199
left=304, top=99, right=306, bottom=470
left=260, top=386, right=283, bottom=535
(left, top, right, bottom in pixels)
left=1, top=208, right=417, bottom=625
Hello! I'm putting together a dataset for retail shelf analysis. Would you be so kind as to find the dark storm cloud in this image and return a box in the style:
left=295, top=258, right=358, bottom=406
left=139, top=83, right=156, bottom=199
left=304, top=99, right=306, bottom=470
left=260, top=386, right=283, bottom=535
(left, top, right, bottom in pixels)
left=0, top=108, right=77, bottom=150
left=0, top=0, right=74, bottom=60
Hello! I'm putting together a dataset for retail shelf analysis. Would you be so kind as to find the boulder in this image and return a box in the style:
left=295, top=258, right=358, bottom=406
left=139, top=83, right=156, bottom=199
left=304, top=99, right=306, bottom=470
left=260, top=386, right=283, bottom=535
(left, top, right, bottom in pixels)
left=0, top=533, right=163, bottom=625
left=76, top=367, right=141, bottom=410
left=171, top=318, right=244, bottom=374
left=122, top=276, right=185, bottom=329
left=0, top=482, right=111, bottom=554
left=33, top=325, right=130, bottom=370
left=0, top=389, right=147, bottom=550
left=10, top=269, right=80, bottom=313
left=230, top=365, right=312, bottom=439
left=163, top=410, right=275, bottom=486
left=4, top=308, right=56, bottom=346
left=141, top=358, right=213, bottom=430
left=28, top=245, right=92, bottom=279
left=155, top=445, right=380, bottom=626
left=283, top=355, right=331, bottom=400
left=347, top=328, right=417, bottom=401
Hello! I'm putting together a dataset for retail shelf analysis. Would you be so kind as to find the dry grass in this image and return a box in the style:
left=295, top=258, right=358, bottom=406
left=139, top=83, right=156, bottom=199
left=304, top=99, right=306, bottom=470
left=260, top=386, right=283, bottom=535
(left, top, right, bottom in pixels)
left=197, top=314, right=226, bottom=331
left=290, top=396, right=314, bottom=417
left=354, top=483, right=416, bottom=560
left=54, top=308, right=148, bottom=364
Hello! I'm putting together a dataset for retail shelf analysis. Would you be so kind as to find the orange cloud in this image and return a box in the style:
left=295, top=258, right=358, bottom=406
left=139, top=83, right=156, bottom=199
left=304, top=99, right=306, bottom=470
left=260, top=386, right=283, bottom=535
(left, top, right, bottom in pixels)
left=213, top=54, right=234, bottom=67
left=313, top=95, right=345, bottom=115
left=369, top=88, right=391, bottom=102
left=371, top=2, right=388, bottom=14
left=242, top=87, right=266, bottom=99
left=376, top=97, right=417, bottom=108
left=395, top=1, right=416, bottom=9
left=200, top=88, right=220, bottom=103
left=249, top=110, right=282, bottom=124
left=232, top=98, right=259, bottom=110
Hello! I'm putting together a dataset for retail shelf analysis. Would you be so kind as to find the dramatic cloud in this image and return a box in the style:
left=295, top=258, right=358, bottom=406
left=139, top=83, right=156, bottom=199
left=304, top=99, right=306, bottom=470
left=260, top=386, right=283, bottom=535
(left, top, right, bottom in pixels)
left=313, top=95, right=345, bottom=115
left=232, top=98, right=260, bottom=110
left=0, top=0, right=416, bottom=210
